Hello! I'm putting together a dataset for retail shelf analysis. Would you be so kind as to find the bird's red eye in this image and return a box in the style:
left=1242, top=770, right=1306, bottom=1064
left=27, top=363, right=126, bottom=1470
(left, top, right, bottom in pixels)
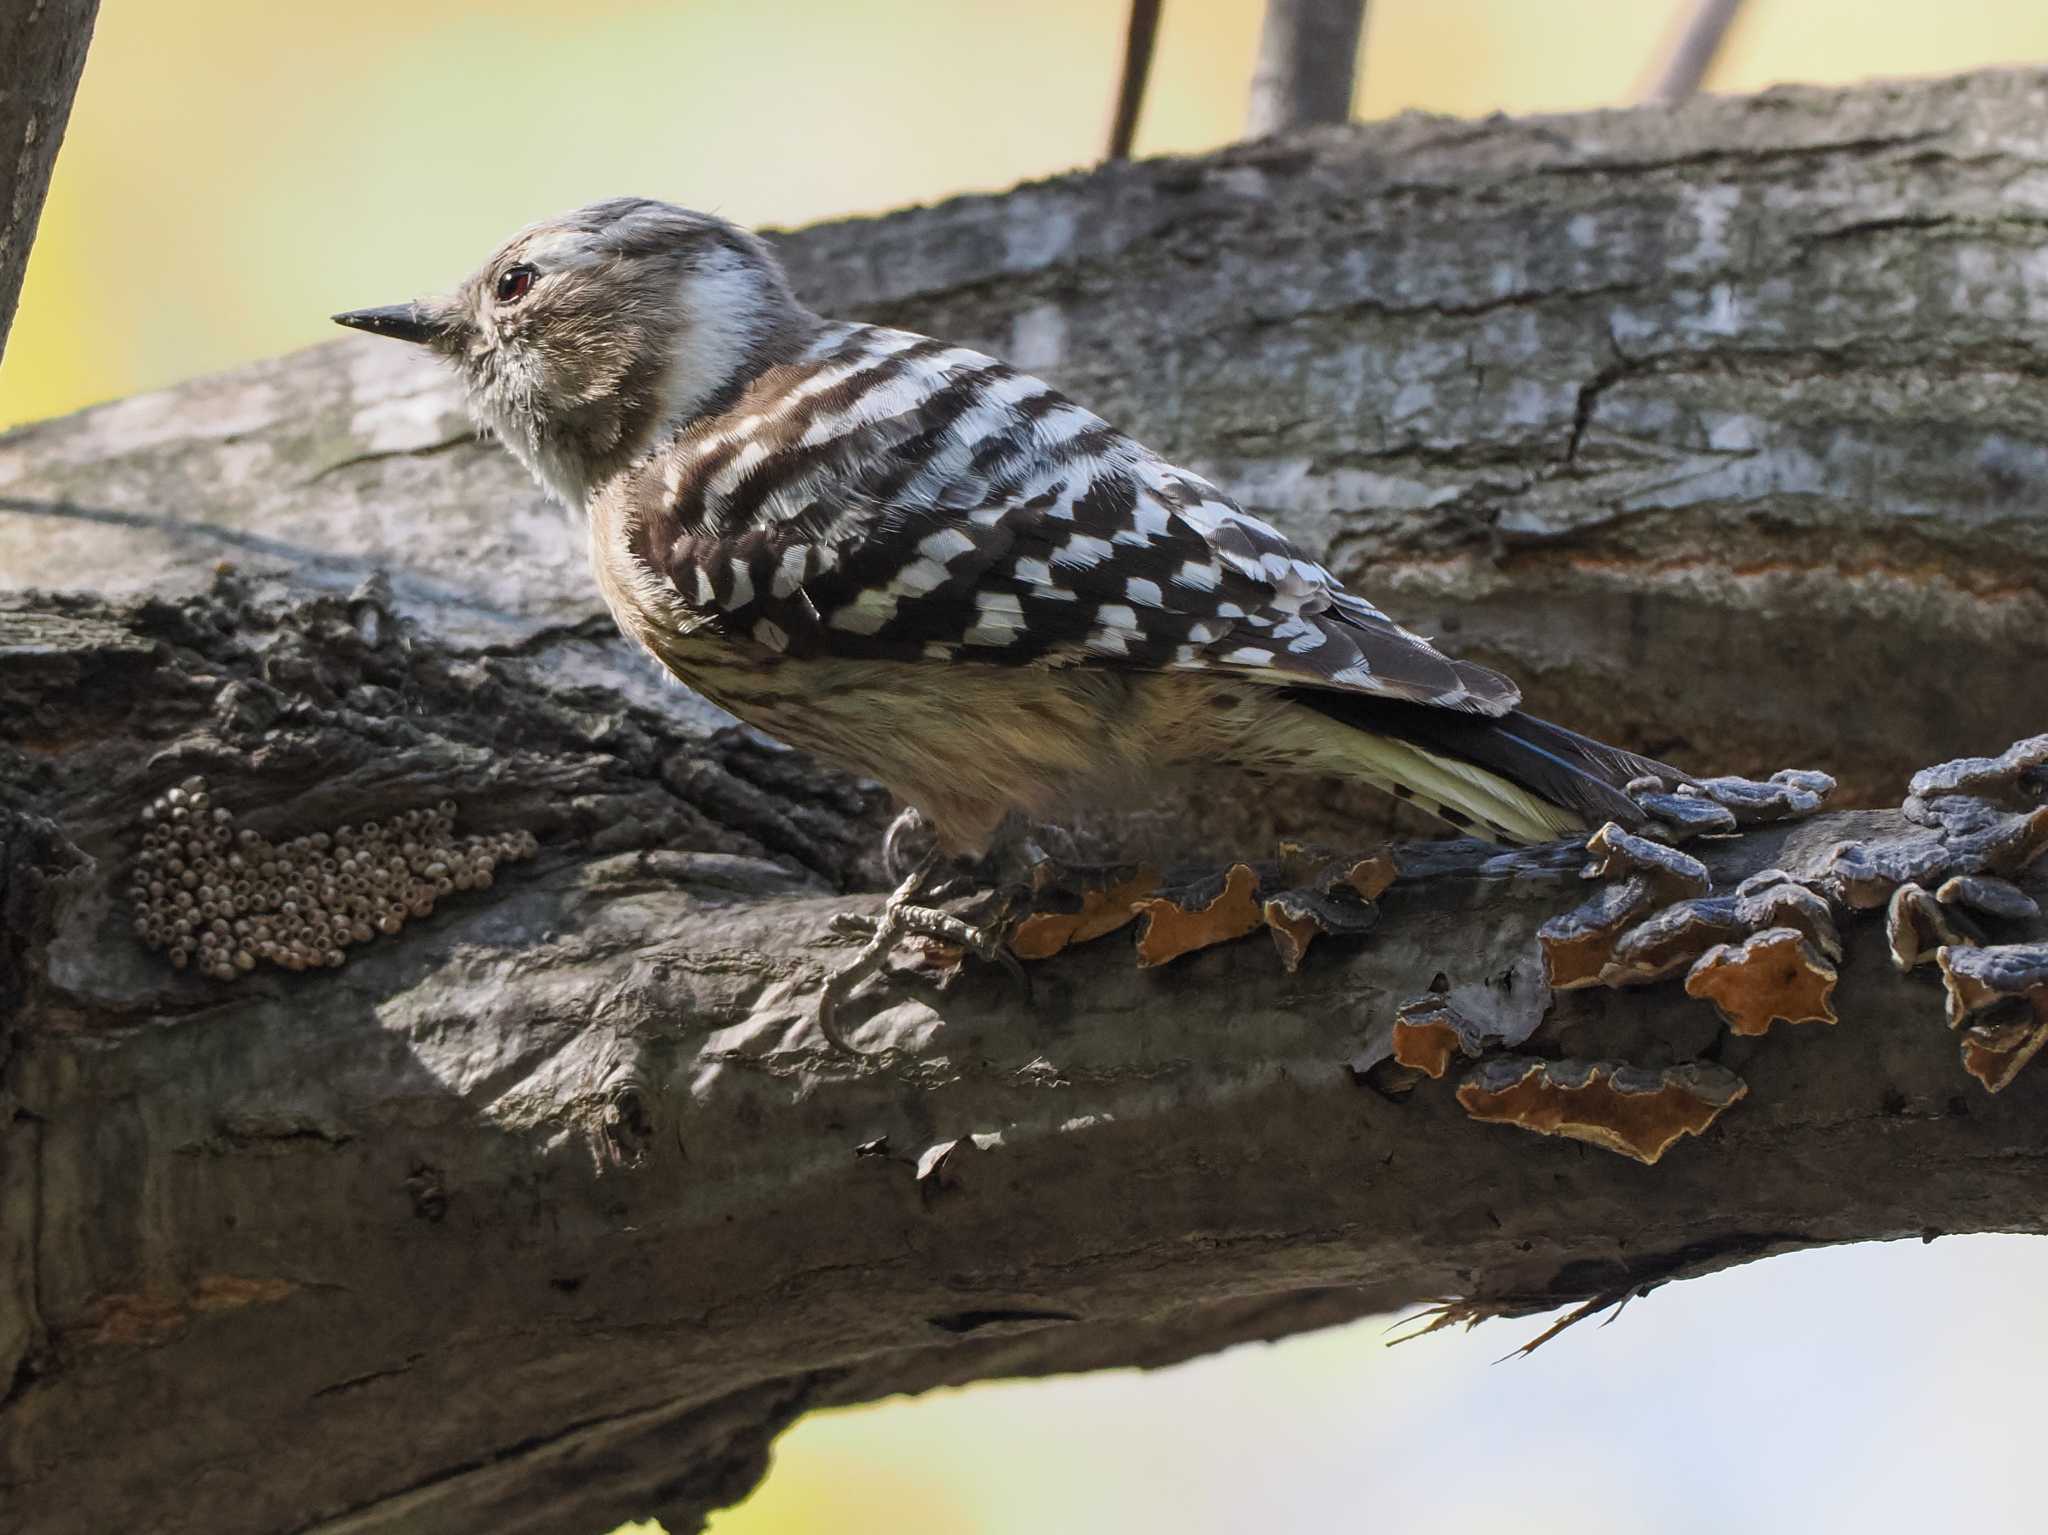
left=495, top=265, right=536, bottom=303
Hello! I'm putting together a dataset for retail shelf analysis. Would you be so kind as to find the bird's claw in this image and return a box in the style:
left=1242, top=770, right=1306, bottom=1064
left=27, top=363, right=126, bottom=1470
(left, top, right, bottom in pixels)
left=816, top=849, right=1027, bottom=1057
left=881, top=806, right=934, bottom=884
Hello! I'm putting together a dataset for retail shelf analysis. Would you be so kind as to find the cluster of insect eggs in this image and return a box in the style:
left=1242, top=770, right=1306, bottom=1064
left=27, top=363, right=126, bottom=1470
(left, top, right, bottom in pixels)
left=130, top=776, right=538, bottom=981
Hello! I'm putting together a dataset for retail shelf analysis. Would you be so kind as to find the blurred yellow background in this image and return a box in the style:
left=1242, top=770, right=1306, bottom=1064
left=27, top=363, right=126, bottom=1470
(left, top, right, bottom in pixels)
left=10, top=0, right=2048, bottom=430
left=9, top=4, right=2048, bottom=1532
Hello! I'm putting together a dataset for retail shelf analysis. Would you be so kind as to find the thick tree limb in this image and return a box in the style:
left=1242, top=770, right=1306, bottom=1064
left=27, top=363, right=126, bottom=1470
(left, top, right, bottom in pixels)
left=0, top=0, right=99, bottom=362
left=1, top=580, right=2042, bottom=1534
left=4, top=67, right=2048, bottom=1535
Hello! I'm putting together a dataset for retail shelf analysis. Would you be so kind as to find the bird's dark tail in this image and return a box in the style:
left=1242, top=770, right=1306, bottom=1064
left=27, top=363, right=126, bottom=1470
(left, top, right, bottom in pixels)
left=1283, top=689, right=1683, bottom=845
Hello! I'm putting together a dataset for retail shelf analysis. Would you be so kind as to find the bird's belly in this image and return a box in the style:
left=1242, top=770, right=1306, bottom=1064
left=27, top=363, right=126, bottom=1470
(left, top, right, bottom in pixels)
left=675, top=651, right=1144, bottom=855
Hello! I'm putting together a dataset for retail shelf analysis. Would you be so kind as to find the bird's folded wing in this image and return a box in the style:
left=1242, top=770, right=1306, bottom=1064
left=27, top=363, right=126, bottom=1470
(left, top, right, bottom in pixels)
left=627, top=326, right=1517, bottom=717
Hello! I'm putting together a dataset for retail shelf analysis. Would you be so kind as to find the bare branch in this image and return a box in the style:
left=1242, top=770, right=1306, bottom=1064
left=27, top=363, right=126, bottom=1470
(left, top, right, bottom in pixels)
left=0, top=0, right=100, bottom=362
left=1106, top=0, right=1164, bottom=161
left=1641, top=0, right=1746, bottom=105
left=1245, top=0, right=1368, bottom=138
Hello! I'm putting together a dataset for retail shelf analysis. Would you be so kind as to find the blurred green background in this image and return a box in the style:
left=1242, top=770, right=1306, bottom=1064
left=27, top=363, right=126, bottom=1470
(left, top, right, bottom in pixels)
left=8, top=3, right=2048, bottom=1532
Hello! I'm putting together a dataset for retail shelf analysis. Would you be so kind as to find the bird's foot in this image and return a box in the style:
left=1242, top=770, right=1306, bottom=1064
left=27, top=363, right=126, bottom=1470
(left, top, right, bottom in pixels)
left=816, top=848, right=1027, bottom=1057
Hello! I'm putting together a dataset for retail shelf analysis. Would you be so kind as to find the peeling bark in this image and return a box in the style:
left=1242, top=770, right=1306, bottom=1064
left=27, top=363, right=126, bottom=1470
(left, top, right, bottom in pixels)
left=4, top=67, right=2048, bottom=1535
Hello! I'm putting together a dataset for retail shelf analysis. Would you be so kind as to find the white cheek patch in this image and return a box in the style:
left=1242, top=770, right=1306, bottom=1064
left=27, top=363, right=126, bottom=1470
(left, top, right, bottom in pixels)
left=658, top=248, right=772, bottom=427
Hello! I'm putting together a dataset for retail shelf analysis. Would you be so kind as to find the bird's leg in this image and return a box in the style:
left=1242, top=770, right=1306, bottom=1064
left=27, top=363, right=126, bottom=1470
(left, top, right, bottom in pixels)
left=816, top=822, right=1028, bottom=1057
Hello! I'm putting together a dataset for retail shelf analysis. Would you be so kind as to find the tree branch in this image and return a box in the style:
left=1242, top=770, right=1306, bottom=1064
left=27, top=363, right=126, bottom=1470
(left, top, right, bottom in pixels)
left=1245, top=0, right=1367, bottom=138
left=0, top=0, right=99, bottom=362
left=5, top=66, right=2048, bottom=1535
left=1641, top=0, right=1746, bottom=105
left=1105, top=0, right=1163, bottom=161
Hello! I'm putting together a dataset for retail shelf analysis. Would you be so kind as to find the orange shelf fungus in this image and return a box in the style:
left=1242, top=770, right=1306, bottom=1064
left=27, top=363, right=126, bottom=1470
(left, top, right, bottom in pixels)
left=1683, top=926, right=1839, bottom=1036
left=1133, top=863, right=1264, bottom=967
left=1388, top=994, right=1515, bottom=1080
left=1455, top=1057, right=1748, bottom=1165
left=1010, top=865, right=1161, bottom=961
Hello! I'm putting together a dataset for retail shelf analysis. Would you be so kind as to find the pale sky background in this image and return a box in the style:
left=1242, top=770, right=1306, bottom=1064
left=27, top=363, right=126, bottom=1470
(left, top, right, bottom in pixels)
left=7, top=3, right=2048, bottom=1532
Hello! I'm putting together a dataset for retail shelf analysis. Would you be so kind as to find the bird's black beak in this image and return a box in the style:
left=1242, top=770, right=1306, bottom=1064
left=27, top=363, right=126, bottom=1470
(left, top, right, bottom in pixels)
left=332, top=303, right=447, bottom=346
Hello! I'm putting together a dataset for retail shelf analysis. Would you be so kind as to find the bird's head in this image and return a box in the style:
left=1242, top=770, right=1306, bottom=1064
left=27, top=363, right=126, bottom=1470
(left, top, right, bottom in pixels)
left=334, top=198, right=811, bottom=508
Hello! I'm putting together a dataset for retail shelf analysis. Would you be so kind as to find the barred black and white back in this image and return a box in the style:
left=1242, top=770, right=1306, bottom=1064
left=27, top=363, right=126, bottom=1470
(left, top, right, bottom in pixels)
left=341, top=198, right=1677, bottom=857
left=599, top=318, right=1667, bottom=849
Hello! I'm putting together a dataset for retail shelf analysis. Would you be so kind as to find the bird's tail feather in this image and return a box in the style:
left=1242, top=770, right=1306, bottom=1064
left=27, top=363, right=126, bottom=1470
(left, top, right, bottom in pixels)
left=1281, top=689, right=1683, bottom=846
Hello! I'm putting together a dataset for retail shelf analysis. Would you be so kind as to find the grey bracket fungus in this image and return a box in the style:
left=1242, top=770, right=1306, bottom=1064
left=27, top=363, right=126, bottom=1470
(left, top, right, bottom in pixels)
left=1907, top=734, right=2048, bottom=808
left=1538, top=875, right=1665, bottom=990
left=1679, top=770, right=1836, bottom=825
left=1633, top=792, right=1740, bottom=842
left=1938, top=943, right=2048, bottom=1093
left=1600, top=896, right=1745, bottom=986
left=1541, top=821, right=1715, bottom=989
left=1581, top=823, right=1712, bottom=895
left=1936, top=874, right=2042, bottom=924
left=1887, top=883, right=1983, bottom=973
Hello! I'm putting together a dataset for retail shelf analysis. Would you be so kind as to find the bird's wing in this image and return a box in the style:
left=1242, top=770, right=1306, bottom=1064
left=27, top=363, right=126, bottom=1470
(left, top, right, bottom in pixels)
left=627, top=323, right=1517, bottom=717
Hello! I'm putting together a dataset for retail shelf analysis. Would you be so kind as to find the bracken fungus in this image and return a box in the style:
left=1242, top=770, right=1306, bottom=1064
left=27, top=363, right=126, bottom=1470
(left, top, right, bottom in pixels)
left=130, top=776, right=537, bottom=982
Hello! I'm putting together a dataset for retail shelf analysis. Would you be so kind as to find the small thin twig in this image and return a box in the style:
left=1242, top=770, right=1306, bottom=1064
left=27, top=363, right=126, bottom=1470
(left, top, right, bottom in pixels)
left=1641, top=0, right=1746, bottom=105
left=1106, top=0, right=1165, bottom=161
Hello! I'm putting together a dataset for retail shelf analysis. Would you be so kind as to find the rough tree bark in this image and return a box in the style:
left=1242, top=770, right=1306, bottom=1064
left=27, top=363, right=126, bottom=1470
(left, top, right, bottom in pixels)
left=0, top=0, right=99, bottom=361
left=2, top=68, right=2046, bottom=1535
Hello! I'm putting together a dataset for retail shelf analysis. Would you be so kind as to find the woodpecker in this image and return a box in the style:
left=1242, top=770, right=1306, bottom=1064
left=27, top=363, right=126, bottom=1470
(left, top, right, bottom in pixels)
left=337, top=198, right=1674, bottom=1041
